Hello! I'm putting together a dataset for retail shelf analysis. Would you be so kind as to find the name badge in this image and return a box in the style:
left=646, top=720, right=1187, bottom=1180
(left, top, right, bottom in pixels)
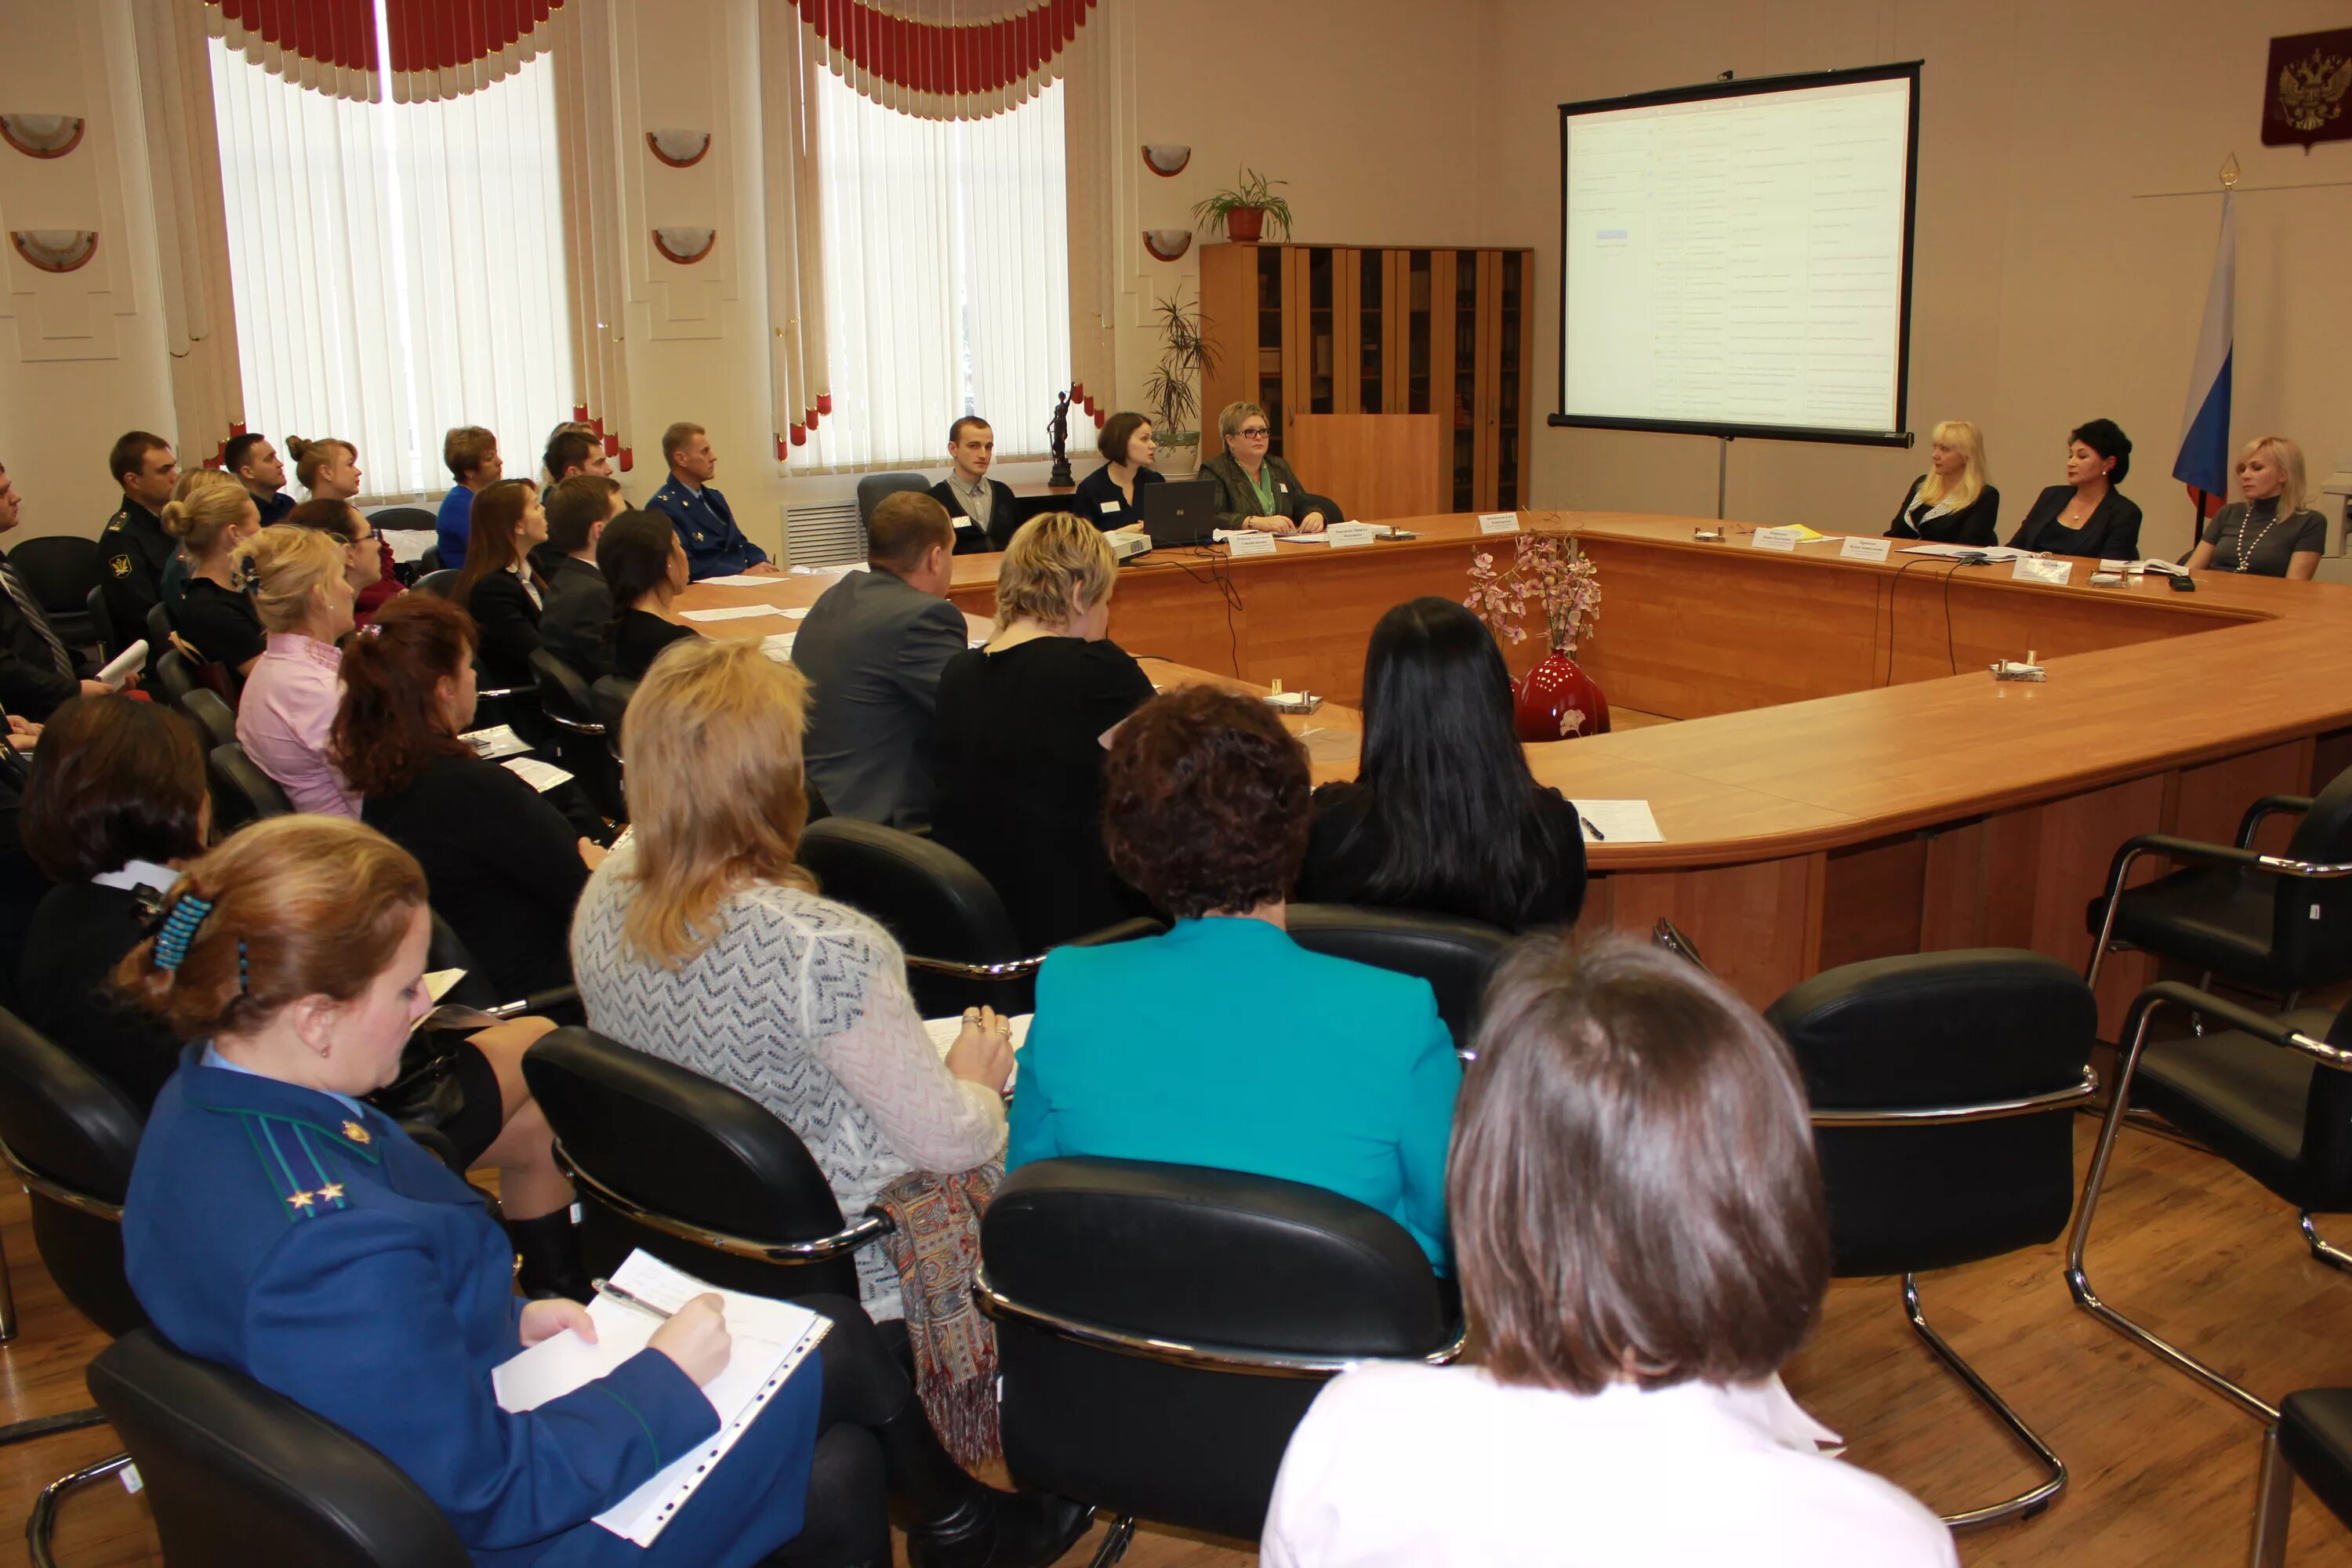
left=1477, top=513, right=1521, bottom=535
left=1326, top=522, right=1379, bottom=548
left=1099, top=502, right=1121, bottom=516
left=1277, top=482, right=1289, bottom=493
left=1752, top=526, right=1803, bottom=552
left=2013, top=557, right=2073, bottom=586
left=1226, top=532, right=1278, bottom=557
left=1839, top=535, right=1893, bottom=562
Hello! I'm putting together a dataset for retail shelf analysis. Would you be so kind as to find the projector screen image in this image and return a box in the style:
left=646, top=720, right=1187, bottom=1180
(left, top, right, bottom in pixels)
left=1555, top=63, right=1922, bottom=447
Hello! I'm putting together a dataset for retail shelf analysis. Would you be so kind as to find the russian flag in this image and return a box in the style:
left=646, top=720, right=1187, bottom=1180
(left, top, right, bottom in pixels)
left=2171, top=191, right=2234, bottom=515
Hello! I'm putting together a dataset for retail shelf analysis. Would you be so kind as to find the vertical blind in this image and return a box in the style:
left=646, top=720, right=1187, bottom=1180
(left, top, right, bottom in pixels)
left=207, top=35, right=574, bottom=500
left=806, top=68, right=1070, bottom=470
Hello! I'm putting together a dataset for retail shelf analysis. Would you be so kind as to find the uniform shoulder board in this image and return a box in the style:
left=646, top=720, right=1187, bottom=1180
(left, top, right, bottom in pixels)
left=103, top=512, right=124, bottom=533
left=233, top=1112, right=365, bottom=1223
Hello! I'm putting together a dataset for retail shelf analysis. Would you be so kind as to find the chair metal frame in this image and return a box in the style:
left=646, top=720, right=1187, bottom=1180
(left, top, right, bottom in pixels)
left=2083, top=792, right=2352, bottom=993
left=2066, top=982, right=2352, bottom=1425
left=2249, top=1421, right=2298, bottom=1567
left=972, top=1263, right=1465, bottom=1566
left=547, top=1139, right=894, bottom=1265
left=1812, top=1066, right=2098, bottom=1529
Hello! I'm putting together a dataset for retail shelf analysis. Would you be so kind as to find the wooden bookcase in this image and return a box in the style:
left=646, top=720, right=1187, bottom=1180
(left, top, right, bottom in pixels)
left=1196, top=241, right=1536, bottom=514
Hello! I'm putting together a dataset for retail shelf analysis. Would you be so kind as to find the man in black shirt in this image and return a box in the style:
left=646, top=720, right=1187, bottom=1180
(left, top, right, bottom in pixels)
left=538, top=474, right=623, bottom=677
left=100, top=430, right=179, bottom=645
left=0, top=461, right=108, bottom=720
left=225, top=432, right=295, bottom=525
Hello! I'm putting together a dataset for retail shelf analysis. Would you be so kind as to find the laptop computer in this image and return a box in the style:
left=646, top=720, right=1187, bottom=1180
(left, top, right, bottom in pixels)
left=1141, top=479, right=1219, bottom=548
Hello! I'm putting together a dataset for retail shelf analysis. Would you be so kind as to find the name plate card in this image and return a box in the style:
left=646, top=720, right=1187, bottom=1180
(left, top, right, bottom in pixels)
left=1225, top=531, right=1277, bottom=557
left=2013, top=557, right=2074, bottom=586
left=1751, top=526, right=1804, bottom=553
left=1838, top=535, right=1893, bottom=563
left=1477, top=513, right=1522, bottom=534
left=1325, top=522, right=1380, bottom=549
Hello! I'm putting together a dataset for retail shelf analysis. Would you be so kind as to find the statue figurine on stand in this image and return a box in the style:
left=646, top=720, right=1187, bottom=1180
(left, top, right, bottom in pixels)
left=1047, top=390, right=1074, bottom=488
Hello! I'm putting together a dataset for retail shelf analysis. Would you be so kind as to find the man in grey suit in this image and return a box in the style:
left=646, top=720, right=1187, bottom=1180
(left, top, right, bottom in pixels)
left=794, top=490, right=971, bottom=830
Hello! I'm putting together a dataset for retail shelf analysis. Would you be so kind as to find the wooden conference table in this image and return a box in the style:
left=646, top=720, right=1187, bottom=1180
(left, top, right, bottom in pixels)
left=678, top=513, right=2352, bottom=1030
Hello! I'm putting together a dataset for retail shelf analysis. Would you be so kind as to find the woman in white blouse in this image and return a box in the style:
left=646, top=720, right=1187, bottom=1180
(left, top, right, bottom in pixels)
left=1260, top=936, right=1958, bottom=1568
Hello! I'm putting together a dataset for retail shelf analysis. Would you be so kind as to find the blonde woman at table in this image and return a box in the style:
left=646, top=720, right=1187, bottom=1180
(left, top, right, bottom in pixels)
left=1200, top=401, right=1328, bottom=535
left=2183, top=435, right=2327, bottom=579
left=1884, top=419, right=1999, bottom=546
left=290, top=435, right=399, bottom=619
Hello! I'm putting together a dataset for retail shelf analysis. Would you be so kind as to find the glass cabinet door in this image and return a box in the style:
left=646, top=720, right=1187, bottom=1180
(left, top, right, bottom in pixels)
left=1406, top=250, right=1433, bottom=416
left=1359, top=249, right=1385, bottom=412
left=1497, top=251, right=1525, bottom=510
left=1452, top=250, right=1479, bottom=512
left=1257, top=247, right=1285, bottom=456
left=1306, top=248, right=1336, bottom=414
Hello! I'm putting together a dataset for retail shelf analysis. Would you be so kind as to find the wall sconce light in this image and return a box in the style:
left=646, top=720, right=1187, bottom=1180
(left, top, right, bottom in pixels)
left=1141, top=143, right=1191, bottom=177
left=647, top=129, right=712, bottom=168
left=652, top=227, right=717, bottom=265
left=10, top=230, right=97, bottom=273
left=1, top=114, right=85, bottom=158
left=1143, top=228, right=1192, bottom=262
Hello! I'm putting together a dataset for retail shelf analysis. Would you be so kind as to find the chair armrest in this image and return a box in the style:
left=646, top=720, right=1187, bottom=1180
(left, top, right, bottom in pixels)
left=2119, top=982, right=2352, bottom=1074
left=474, top=684, right=535, bottom=702
left=2237, top=795, right=2315, bottom=850
left=905, top=954, right=1046, bottom=982
left=550, top=1138, right=895, bottom=1262
left=482, top=985, right=581, bottom=1021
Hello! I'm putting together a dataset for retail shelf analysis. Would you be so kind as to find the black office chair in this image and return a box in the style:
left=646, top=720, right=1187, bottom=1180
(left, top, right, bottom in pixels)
left=797, top=817, right=1036, bottom=1015
left=370, top=506, right=437, bottom=535
left=143, top=601, right=172, bottom=654
left=88, top=1329, right=470, bottom=1568
left=529, top=649, right=622, bottom=820
left=521, top=1026, right=891, bottom=1300
left=180, top=687, right=238, bottom=750
left=2251, top=1388, right=2352, bottom=1565
left=417, top=544, right=442, bottom=575
left=1766, top=950, right=2098, bottom=1528
left=855, top=470, right=929, bottom=527
left=413, top=568, right=461, bottom=599
left=1285, top=904, right=1511, bottom=1054
left=0, top=1008, right=151, bottom=1555
left=151, top=646, right=198, bottom=708
left=85, top=583, right=120, bottom=663
left=2068, top=985, right=2352, bottom=1423
left=9, top=534, right=103, bottom=648
left=2085, top=765, right=2352, bottom=1002
left=209, top=742, right=293, bottom=830
left=978, top=1157, right=1460, bottom=1560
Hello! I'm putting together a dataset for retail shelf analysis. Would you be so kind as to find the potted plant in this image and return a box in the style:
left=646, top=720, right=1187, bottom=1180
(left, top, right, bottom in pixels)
left=1191, top=167, right=1293, bottom=245
left=1465, top=532, right=1610, bottom=739
left=1142, top=290, right=1217, bottom=477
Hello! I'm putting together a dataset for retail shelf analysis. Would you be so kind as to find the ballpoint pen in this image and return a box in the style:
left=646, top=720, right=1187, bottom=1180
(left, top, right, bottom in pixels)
left=591, top=1277, right=673, bottom=1320
left=1581, top=814, right=1606, bottom=841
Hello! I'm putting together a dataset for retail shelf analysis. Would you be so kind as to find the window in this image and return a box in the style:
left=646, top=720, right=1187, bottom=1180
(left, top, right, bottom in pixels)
left=806, top=74, right=1071, bottom=470
left=207, top=37, right=573, bottom=501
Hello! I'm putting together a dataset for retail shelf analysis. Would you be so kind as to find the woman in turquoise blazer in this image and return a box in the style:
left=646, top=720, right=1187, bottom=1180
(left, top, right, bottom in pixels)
left=1006, top=685, right=1460, bottom=1267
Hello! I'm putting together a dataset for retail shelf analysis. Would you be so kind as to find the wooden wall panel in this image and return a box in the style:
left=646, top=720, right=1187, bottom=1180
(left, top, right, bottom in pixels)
left=1287, top=414, right=1443, bottom=524
left=1588, top=855, right=1825, bottom=1010
left=1818, top=836, right=1930, bottom=971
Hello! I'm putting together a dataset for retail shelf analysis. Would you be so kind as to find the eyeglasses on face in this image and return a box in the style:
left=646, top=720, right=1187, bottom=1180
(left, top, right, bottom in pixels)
left=1236, top=426, right=1271, bottom=438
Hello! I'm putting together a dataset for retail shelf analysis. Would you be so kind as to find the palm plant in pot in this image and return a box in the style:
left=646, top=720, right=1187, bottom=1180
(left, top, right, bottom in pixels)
left=1465, top=533, right=1610, bottom=739
left=1143, top=290, right=1216, bottom=477
left=1191, top=167, right=1293, bottom=244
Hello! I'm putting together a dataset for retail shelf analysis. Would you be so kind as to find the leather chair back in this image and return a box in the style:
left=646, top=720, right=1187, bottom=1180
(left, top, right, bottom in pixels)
left=145, top=602, right=172, bottom=653
left=798, top=816, right=1030, bottom=1014
left=0, top=1008, right=148, bottom=1338
left=208, top=743, right=294, bottom=832
left=9, top=534, right=103, bottom=619
left=2276, top=766, right=2352, bottom=983
left=521, top=1027, right=869, bottom=1298
left=1765, top=949, right=2096, bottom=1277
left=589, top=675, right=636, bottom=740
left=855, top=471, right=929, bottom=527
left=152, top=648, right=198, bottom=708
left=982, top=1156, right=1448, bottom=1542
left=86, top=583, right=120, bottom=661
left=1286, top=904, right=1510, bottom=1052
left=2296, top=1000, right=2352, bottom=1200
left=412, top=569, right=461, bottom=600
left=369, top=507, right=437, bottom=534
left=89, top=1330, right=469, bottom=1568
left=529, top=648, right=601, bottom=731
left=180, top=688, right=238, bottom=750
left=529, top=650, right=623, bottom=819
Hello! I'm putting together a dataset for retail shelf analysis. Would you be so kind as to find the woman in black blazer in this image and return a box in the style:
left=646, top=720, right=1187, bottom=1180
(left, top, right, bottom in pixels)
left=1885, top=419, right=1999, bottom=546
left=1071, top=411, right=1167, bottom=532
left=596, top=509, right=706, bottom=681
left=334, top=594, right=604, bottom=999
left=451, top=477, right=547, bottom=690
left=2008, top=418, right=2143, bottom=560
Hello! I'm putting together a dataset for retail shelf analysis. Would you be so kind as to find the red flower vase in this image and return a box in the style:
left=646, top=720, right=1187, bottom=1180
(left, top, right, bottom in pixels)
left=1514, top=647, right=1610, bottom=742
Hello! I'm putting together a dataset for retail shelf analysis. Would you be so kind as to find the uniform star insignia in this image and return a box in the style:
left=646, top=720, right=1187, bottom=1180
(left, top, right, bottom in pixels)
left=287, top=1189, right=315, bottom=1210
left=316, top=1182, right=345, bottom=1202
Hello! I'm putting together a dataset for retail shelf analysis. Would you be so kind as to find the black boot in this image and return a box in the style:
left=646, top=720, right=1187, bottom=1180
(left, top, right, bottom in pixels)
left=876, top=1399, right=1092, bottom=1568
left=504, top=1210, right=590, bottom=1302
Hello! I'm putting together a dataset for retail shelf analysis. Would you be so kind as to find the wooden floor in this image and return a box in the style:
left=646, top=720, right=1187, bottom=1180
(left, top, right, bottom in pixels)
left=9, top=1113, right=2352, bottom=1566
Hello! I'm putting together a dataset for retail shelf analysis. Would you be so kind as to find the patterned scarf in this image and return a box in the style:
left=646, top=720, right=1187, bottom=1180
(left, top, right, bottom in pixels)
left=875, top=1162, right=1003, bottom=1467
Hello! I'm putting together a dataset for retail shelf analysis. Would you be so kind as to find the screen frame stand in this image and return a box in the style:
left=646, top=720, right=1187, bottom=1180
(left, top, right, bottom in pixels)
left=1716, top=437, right=1730, bottom=521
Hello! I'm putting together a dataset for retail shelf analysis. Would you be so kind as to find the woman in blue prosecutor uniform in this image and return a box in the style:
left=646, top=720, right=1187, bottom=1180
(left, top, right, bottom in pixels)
left=645, top=421, right=782, bottom=581
left=115, top=817, right=854, bottom=1566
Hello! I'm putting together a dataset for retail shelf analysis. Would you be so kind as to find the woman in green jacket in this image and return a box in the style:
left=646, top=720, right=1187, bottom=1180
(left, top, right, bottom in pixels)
left=1199, top=401, right=1332, bottom=535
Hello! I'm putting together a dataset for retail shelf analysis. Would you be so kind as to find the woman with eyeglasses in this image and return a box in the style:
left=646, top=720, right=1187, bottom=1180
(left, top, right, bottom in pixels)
left=1200, top=401, right=1329, bottom=536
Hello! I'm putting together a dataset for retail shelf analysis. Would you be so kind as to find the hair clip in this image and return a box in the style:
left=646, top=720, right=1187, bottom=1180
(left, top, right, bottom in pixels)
left=359, top=621, right=385, bottom=637
left=237, top=937, right=249, bottom=995
left=233, top=556, right=261, bottom=592
left=152, top=893, right=215, bottom=972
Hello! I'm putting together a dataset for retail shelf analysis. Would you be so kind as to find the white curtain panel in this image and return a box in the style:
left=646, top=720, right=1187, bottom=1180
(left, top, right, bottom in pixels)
left=805, top=67, right=1071, bottom=470
left=207, top=38, right=575, bottom=501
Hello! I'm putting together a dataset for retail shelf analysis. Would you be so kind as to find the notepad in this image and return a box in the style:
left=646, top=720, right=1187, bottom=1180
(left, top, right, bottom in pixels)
left=501, top=757, right=574, bottom=793
left=492, top=1250, right=829, bottom=1547
left=923, top=1012, right=1032, bottom=1092
left=1573, top=800, right=1664, bottom=844
left=460, top=724, right=532, bottom=760
left=681, top=603, right=800, bottom=623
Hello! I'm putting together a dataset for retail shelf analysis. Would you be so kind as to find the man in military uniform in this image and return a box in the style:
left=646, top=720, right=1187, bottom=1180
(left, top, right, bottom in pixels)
left=226, top=431, right=296, bottom=525
left=645, top=421, right=782, bottom=581
left=100, top=430, right=179, bottom=644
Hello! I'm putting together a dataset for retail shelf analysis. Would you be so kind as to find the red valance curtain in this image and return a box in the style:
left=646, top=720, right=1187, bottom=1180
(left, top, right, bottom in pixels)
left=202, top=0, right=564, bottom=103
left=788, top=0, right=1098, bottom=120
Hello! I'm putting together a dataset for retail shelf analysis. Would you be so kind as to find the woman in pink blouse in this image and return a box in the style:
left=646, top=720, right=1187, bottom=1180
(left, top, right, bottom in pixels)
left=234, top=526, right=362, bottom=816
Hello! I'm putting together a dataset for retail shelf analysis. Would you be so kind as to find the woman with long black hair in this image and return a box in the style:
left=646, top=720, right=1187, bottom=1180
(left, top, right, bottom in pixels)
left=1296, top=597, right=1587, bottom=931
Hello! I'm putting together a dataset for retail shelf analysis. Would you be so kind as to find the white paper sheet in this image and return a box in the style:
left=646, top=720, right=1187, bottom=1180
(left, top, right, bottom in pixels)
left=681, top=603, right=797, bottom=623
left=501, top=757, right=574, bottom=793
left=923, top=1012, right=1031, bottom=1092
left=697, top=573, right=788, bottom=586
left=460, top=724, right=532, bottom=760
left=1572, top=799, right=1664, bottom=844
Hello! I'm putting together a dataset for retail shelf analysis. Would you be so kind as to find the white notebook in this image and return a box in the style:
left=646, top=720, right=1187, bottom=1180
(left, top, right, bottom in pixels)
left=491, top=1250, right=829, bottom=1546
